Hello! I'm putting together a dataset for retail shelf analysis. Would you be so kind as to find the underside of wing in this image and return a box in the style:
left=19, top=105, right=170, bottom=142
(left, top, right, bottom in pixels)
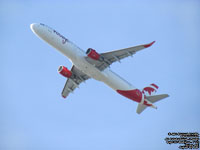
left=101, top=41, right=155, bottom=65
left=84, top=41, right=155, bottom=71
left=61, top=65, right=90, bottom=98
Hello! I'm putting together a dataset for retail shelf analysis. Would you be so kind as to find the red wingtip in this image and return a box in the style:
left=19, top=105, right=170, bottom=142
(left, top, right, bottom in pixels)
left=62, top=95, right=67, bottom=98
left=144, top=41, right=155, bottom=48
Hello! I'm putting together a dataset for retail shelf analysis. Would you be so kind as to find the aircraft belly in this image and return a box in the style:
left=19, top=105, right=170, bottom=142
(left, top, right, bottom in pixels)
left=73, top=58, right=135, bottom=90
left=101, top=68, right=136, bottom=91
left=73, top=59, right=104, bottom=81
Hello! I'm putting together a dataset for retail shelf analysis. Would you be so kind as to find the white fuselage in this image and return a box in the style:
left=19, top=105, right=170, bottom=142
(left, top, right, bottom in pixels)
left=31, top=23, right=136, bottom=92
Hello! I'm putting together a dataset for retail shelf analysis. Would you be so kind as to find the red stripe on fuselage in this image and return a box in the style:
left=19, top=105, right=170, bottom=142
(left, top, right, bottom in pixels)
left=116, top=89, right=154, bottom=107
left=116, top=89, right=142, bottom=103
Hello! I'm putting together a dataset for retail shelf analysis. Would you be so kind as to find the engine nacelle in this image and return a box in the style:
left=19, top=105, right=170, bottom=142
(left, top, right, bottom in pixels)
left=58, top=66, right=72, bottom=78
left=86, top=48, right=104, bottom=61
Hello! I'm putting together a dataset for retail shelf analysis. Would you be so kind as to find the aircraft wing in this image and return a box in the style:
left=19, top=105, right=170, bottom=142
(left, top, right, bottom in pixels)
left=101, top=41, right=155, bottom=66
left=85, top=41, right=155, bottom=71
left=61, top=65, right=90, bottom=98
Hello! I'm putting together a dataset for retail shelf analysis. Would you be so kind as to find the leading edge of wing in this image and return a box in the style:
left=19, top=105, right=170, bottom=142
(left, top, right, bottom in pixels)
left=102, top=41, right=155, bottom=55
left=100, top=41, right=156, bottom=65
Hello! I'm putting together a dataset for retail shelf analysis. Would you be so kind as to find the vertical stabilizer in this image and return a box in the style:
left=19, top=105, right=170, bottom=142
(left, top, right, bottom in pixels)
left=142, top=83, right=159, bottom=96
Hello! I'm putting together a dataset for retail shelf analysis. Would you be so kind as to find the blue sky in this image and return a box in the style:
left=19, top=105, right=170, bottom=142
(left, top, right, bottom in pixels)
left=1, top=0, right=200, bottom=150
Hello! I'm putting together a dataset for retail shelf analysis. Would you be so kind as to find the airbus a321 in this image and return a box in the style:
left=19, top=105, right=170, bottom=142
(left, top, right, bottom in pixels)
left=30, top=23, right=169, bottom=114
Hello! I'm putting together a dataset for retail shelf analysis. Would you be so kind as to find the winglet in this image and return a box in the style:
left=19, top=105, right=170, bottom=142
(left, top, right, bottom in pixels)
left=144, top=41, right=155, bottom=48
left=62, top=94, right=67, bottom=98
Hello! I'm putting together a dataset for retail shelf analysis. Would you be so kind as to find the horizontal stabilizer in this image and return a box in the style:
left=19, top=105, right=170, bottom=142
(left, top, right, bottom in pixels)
left=136, top=94, right=169, bottom=114
left=137, top=104, right=148, bottom=114
left=146, top=94, right=169, bottom=103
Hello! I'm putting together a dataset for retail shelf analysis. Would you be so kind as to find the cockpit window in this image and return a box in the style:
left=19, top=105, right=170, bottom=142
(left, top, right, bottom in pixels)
left=40, top=23, right=53, bottom=31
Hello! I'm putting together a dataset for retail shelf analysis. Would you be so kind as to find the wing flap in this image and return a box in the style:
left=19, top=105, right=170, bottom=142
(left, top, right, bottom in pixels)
left=61, top=79, right=75, bottom=98
left=61, top=65, right=90, bottom=98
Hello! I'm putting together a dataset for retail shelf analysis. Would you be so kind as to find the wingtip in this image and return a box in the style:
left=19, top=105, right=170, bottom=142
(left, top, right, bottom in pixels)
left=144, top=41, right=156, bottom=48
left=136, top=109, right=141, bottom=114
left=62, top=95, right=67, bottom=98
left=151, top=104, right=157, bottom=109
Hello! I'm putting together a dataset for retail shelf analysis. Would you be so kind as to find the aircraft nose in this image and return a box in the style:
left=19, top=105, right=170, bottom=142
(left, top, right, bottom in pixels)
left=30, top=23, right=40, bottom=33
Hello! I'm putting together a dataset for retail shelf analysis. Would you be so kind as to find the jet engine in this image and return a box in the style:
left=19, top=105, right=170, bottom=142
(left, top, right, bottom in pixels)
left=58, top=65, right=72, bottom=78
left=86, top=48, right=104, bottom=61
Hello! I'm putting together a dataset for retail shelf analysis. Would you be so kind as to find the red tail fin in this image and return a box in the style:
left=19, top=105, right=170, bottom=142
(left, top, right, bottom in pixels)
left=142, top=83, right=159, bottom=96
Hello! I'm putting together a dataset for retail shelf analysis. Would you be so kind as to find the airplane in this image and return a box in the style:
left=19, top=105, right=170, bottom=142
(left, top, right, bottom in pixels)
left=30, top=23, right=169, bottom=114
